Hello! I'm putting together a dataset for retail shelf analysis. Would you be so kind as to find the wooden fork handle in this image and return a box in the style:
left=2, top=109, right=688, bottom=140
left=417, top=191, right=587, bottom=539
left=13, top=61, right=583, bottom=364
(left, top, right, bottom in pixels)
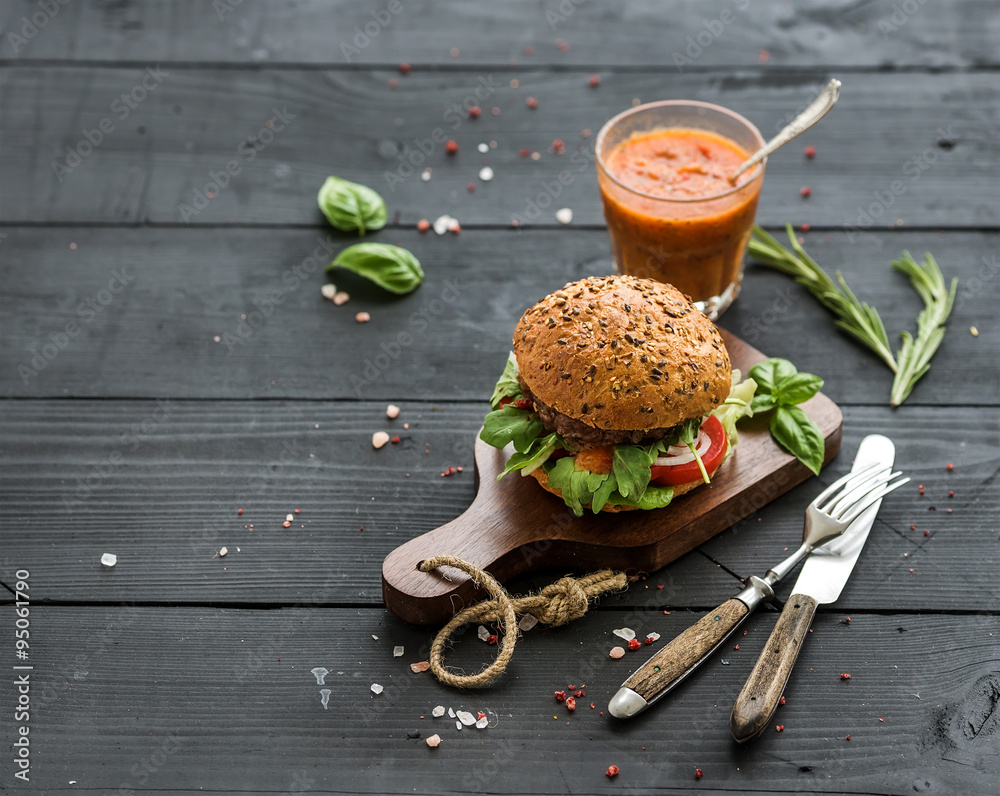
left=730, top=593, right=818, bottom=743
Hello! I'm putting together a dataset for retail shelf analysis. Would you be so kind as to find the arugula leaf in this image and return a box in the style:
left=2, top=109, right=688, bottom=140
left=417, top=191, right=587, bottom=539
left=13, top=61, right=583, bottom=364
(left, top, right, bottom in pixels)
left=676, top=417, right=704, bottom=446
left=612, top=445, right=654, bottom=499
left=480, top=405, right=545, bottom=453
left=499, top=432, right=560, bottom=478
left=770, top=405, right=825, bottom=476
left=328, top=243, right=423, bottom=295
left=591, top=474, right=616, bottom=513
left=609, top=483, right=675, bottom=510
left=775, top=372, right=824, bottom=405
left=490, top=352, right=522, bottom=410
left=547, top=457, right=587, bottom=516
left=317, top=176, right=387, bottom=235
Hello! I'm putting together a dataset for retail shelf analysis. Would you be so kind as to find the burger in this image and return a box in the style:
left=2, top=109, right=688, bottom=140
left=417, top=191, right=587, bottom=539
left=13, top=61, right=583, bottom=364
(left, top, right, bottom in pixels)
left=480, top=275, right=756, bottom=516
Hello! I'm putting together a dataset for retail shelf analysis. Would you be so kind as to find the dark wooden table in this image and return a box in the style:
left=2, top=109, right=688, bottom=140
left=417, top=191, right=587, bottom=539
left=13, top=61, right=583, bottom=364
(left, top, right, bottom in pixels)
left=1, top=2, right=998, bottom=793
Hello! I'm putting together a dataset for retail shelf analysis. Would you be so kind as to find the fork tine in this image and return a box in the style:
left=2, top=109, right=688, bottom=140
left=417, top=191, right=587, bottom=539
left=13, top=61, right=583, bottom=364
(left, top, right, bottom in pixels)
left=811, top=461, right=882, bottom=509
left=826, top=469, right=900, bottom=517
left=835, top=476, right=910, bottom=524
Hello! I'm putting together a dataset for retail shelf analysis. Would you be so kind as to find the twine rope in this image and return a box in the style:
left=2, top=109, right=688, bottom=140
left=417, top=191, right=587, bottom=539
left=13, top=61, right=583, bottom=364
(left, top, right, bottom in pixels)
left=418, top=555, right=627, bottom=688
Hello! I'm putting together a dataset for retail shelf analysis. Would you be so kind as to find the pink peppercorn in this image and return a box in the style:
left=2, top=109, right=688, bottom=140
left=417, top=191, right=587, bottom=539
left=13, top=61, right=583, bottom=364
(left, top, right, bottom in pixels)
left=800, top=186, right=812, bottom=198
left=445, top=140, right=458, bottom=154
left=526, top=97, right=538, bottom=109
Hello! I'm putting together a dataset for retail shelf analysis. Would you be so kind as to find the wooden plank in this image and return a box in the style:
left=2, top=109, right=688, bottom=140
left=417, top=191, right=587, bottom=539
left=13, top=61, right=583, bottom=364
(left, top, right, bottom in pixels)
left=699, top=405, right=1000, bottom=612
left=5, top=605, right=997, bottom=793
left=0, top=67, right=996, bottom=227
left=0, top=228, right=996, bottom=404
left=0, top=401, right=994, bottom=611
left=3, top=0, right=998, bottom=68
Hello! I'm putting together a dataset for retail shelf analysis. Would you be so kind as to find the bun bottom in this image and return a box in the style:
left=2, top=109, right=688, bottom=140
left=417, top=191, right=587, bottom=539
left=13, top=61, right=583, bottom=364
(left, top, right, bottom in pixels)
left=528, top=456, right=724, bottom=513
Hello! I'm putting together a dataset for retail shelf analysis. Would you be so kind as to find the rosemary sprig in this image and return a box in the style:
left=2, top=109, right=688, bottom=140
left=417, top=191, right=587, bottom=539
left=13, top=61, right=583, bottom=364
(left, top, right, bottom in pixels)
left=747, top=225, right=957, bottom=406
left=749, top=225, right=897, bottom=370
left=888, top=252, right=957, bottom=406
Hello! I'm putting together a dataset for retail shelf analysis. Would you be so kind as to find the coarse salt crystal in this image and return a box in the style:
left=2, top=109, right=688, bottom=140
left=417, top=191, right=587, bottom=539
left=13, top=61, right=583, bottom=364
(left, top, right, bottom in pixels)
left=372, top=431, right=391, bottom=449
left=448, top=708, right=456, bottom=718
left=613, top=627, right=636, bottom=641
left=333, top=291, right=350, bottom=305
left=518, top=614, right=539, bottom=632
left=477, top=625, right=490, bottom=641
left=219, top=547, right=228, bottom=557
left=555, top=208, right=573, bottom=224
left=286, top=513, right=294, bottom=522
left=410, top=661, right=430, bottom=673
left=476, top=716, right=489, bottom=729
left=355, top=311, right=371, bottom=323
left=321, top=283, right=337, bottom=300
left=457, top=710, right=476, bottom=726
left=433, top=215, right=457, bottom=235
left=479, top=166, right=494, bottom=182
left=101, top=553, right=117, bottom=567
left=371, top=683, right=384, bottom=695
left=477, top=143, right=489, bottom=153
left=393, top=645, right=404, bottom=658
left=455, top=720, right=463, bottom=731
left=646, top=632, right=661, bottom=641
left=609, top=646, right=626, bottom=659
left=386, top=404, right=400, bottom=419
left=421, top=168, right=432, bottom=182
left=432, top=705, right=446, bottom=717
left=426, top=733, right=441, bottom=747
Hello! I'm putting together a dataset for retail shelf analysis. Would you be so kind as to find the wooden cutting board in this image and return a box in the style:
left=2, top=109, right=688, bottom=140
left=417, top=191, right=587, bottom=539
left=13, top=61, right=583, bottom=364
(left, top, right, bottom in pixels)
left=382, top=330, right=842, bottom=625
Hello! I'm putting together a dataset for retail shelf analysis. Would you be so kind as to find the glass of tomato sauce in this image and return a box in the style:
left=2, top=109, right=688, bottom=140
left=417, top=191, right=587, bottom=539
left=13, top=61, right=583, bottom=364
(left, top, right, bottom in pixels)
left=596, top=100, right=766, bottom=319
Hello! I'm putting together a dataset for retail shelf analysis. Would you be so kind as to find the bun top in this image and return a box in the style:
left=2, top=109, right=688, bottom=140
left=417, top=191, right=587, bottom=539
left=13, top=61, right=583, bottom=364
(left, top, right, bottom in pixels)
left=513, top=275, right=731, bottom=431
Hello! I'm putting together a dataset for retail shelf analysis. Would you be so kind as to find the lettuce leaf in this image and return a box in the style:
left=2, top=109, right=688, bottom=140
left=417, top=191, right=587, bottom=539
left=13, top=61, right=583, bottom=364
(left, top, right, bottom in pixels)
left=713, top=370, right=757, bottom=450
left=490, top=352, right=522, bottom=410
left=480, top=405, right=545, bottom=453
left=499, top=432, right=561, bottom=478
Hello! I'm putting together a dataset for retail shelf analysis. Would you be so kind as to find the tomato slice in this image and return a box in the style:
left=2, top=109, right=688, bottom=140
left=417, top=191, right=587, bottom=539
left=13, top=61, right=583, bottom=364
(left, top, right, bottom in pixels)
left=650, top=414, right=727, bottom=487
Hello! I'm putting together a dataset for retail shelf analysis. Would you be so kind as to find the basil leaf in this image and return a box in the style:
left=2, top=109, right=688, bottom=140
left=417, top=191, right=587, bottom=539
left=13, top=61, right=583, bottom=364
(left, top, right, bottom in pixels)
left=490, top=352, right=522, bottom=410
left=612, top=445, right=653, bottom=499
left=499, top=432, right=560, bottom=479
left=480, top=405, right=545, bottom=453
left=770, top=405, right=825, bottom=476
left=774, top=372, right=824, bottom=405
left=750, top=393, right=780, bottom=413
left=328, top=243, right=423, bottom=295
left=749, top=358, right=798, bottom=396
left=608, top=483, right=675, bottom=510
left=317, top=176, right=387, bottom=235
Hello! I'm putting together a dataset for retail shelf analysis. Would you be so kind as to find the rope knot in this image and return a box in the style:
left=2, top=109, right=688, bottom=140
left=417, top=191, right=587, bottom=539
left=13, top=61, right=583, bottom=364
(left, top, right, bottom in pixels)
left=535, top=576, right=589, bottom=626
left=417, top=556, right=627, bottom=688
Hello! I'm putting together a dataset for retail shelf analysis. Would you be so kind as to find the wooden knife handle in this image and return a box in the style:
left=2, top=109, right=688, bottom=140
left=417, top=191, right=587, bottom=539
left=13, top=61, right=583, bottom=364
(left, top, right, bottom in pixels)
left=730, top=593, right=818, bottom=743
left=623, top=598, right=750, bottom=702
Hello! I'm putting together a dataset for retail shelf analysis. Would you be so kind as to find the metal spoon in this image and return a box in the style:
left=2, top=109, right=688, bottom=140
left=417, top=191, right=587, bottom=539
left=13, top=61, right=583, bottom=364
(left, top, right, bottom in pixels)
left=728, top=78, right=842, bottom=184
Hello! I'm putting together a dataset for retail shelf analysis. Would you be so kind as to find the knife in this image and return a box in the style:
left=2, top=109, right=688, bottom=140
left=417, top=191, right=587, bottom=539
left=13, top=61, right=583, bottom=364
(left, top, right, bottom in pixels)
left=729, top=433, right=896, bottom=742
left=608, top=436, right=899, bottom=720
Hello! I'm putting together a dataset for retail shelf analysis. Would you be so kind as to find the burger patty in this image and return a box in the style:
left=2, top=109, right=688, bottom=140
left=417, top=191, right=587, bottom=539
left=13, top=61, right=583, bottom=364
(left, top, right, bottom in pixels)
left=520, top=379, right=681, bottom=449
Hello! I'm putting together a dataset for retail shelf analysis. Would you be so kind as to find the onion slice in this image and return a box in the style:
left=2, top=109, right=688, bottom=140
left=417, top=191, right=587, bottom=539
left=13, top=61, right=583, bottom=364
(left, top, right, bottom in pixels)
left=653, top=429, right=711, bottom=467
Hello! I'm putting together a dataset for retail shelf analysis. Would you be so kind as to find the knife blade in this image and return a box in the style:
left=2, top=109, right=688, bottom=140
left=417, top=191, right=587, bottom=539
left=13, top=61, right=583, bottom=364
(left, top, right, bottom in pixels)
left=729, top=434, right=896, bottom=743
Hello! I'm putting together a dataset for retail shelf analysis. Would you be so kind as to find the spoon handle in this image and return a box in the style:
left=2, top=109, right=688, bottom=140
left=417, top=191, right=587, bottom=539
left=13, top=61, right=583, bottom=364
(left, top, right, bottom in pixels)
left=729, top=78, right=842, bottom=183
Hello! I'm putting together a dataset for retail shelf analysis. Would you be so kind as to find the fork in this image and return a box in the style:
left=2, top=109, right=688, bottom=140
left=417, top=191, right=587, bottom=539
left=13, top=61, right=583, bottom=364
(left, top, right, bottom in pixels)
left=608, top=461, right=909, bottom=719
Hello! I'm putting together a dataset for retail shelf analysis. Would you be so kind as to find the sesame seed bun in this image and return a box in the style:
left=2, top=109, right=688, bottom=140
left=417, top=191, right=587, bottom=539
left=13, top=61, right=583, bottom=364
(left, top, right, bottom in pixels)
left=513, top=275, right=731, bottom=432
